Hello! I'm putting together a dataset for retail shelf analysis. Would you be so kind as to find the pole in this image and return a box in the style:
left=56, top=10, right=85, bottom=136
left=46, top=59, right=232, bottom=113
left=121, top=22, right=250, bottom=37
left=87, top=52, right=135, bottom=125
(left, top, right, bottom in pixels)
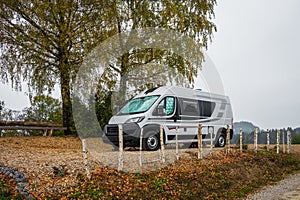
left=267, top=129, right=270, bottom=152
left=160, top=125, right=165, bottom=163
left=210, top=127, right=213, bottom=156
left=240, top=128, right=243, bottom=153
left=226, top=125, right=230, bottom=154
left=282, top=129, right=285, bottom=153
left=175, top=126, right=179, bottom=160
left=82, top=139, right=91, bottom=180
left=118, top=124, right=123, bottom=171
left=287, top=130, right=291, bottom=154
left=276, top=129, right=280, bottom=154
left=198, top=124, right=203, bottom=159
left=254, top=128, right=258, bottom=153
left=139, top=128, right=143, bottom=166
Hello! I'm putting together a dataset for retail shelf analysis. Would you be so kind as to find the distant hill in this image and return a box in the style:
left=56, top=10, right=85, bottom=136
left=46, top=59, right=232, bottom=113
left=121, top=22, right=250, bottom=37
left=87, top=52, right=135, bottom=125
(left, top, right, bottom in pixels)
left=294, top=127, right=300, bottom=134
left=232, top=121, right=300, bottom=144
left=233, top=121, right=260, bottom=134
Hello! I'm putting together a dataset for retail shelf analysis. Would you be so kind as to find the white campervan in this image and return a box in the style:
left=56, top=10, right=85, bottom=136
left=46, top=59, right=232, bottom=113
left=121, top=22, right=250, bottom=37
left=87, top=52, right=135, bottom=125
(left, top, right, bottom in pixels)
left=103, top=86, right=233, bottom=151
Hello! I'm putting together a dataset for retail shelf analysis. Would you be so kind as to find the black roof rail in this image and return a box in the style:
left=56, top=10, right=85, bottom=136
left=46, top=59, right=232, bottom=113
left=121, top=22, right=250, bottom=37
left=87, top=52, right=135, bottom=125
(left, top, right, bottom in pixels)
left=144, top=87, right=159, bottom=94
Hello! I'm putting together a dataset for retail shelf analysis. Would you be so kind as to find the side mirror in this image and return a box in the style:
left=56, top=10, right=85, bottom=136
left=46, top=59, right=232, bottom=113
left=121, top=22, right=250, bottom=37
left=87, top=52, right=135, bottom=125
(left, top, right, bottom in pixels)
left=156, top=105, right=166, bottom=116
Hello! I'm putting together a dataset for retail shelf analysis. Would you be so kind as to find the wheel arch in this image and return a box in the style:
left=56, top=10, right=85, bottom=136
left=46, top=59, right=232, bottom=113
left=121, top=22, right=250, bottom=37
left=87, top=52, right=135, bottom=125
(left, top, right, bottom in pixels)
left=216, top=127, right=233, bottom=139
left=141, top=124, right=166, bottom=143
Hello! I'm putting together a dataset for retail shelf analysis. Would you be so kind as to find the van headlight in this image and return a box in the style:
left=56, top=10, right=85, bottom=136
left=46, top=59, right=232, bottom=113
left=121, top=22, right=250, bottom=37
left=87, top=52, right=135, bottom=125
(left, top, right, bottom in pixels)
left=125, top=117, right=144, bottom=123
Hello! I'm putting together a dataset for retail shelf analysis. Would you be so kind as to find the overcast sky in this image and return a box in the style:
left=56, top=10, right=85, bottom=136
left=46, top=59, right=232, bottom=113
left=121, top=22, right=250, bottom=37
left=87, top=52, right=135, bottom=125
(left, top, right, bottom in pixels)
left=1, top=0, right=299, bottom=129
left=207, top=0, right=300, bottom=129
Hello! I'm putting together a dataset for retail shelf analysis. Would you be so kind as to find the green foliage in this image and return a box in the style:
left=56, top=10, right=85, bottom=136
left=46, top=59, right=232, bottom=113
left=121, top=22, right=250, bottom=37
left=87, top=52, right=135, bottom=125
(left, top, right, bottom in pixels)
left=0, top=178, right=23, bottom=199
left=292, top=133, right=300, bottom=144
left=0, top=179, right=10, bottom=198
left=95, top=91, right=113, bottom=129
left=21, top=95, right=62, bottom=136
left=0, top=0, right=217, bottom=135
left=72, top=96, right=101, bottom=138
left=24, top=95, right=62, bottom=123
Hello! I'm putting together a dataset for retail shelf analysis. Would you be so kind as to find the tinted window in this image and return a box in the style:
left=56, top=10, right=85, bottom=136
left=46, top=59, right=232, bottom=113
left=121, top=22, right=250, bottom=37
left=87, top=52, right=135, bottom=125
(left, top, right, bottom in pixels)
left=179, top=98, right=200, bottom=116
left=199, top=100, right=215, bottom=117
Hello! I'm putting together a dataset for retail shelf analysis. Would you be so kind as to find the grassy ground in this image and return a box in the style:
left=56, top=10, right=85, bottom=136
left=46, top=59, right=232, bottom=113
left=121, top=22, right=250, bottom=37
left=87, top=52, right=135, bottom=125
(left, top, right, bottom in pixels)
left=0, top=136, right=300, bottom=199
left=65, top=150, right=300, bottom=200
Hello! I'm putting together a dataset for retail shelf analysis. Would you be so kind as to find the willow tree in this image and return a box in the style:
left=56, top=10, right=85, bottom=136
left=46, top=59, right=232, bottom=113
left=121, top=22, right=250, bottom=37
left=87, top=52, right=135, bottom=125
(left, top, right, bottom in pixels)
left=0, top=1, right=112, bottom=134
left=0, top=0, right=217, bottom=135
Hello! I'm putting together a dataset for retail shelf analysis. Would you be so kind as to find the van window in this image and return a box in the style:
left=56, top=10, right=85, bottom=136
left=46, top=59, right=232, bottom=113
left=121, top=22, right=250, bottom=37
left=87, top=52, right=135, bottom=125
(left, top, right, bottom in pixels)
left=179, top=98, right=200, bottom=116
left=119, top=95, right=159, bottom=115
left=199, top=100, right=216, bottom=117
left=153, top=96, right=175, bottom=116
left=165, top=97, right=175, bottom=115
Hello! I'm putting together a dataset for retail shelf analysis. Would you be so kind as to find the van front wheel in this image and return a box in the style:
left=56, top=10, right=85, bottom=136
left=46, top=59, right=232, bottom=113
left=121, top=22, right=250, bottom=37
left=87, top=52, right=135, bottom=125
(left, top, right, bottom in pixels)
left=143, top=132, right=160, bottom=151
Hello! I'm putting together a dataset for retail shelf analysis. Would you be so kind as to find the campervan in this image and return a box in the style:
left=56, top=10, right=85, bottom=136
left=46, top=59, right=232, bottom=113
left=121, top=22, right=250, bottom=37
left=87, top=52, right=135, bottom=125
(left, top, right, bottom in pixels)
left=103, top=86, right=233, bottom=151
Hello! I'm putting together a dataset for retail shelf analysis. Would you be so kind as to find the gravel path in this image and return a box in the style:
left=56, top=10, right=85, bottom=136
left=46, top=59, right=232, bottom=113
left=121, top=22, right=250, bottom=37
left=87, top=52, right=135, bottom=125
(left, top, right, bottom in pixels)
left=245, top=172, right=300, bottom=200
left=0, top=137, right=100, bottom=199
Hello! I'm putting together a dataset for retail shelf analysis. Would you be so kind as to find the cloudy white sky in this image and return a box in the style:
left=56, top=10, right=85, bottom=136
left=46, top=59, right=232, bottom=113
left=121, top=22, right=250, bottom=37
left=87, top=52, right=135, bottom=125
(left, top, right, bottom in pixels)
left=207, top=0, right=300, bottom=129
left=1, top=0, right=299, bottom=129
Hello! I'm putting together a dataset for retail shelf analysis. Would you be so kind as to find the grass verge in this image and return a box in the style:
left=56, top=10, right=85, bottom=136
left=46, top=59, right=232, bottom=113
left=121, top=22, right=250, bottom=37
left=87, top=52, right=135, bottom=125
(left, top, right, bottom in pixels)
left=65, top=150, right=300, bottom=199
left=1, top=149, right=300, bottom=199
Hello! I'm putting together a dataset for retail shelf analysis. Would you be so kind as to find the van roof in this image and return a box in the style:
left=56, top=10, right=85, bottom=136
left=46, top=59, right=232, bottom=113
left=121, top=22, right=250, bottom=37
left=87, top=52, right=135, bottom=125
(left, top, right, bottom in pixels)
left=136, top=86, right=230, bottom=103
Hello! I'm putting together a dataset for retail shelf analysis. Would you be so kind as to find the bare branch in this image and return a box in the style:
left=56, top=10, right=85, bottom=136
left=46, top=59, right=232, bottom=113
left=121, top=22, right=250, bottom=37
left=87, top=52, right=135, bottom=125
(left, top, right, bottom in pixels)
left=108, top=64, right=121, bottom=74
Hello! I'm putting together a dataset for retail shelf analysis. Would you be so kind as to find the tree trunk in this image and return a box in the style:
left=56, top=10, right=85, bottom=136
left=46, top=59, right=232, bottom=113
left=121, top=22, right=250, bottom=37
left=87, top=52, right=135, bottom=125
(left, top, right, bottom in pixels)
left=119, top=74, right=127, bottom=100
left=60, top=71, right=75, bottom=135
left=117, top=53, right=129, bottom=110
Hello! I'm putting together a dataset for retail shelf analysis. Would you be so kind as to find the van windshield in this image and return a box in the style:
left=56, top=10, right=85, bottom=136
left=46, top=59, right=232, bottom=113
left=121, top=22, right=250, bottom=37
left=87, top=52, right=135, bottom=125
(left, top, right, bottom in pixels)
left=118, top=95, right=160, bottom=115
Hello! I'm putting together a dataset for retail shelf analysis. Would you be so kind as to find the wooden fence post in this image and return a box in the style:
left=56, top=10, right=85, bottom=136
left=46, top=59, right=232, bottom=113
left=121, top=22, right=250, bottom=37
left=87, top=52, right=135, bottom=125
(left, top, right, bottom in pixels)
left=254, top=128, right=258, bottom=153
left=118, top=124, right=123, bottom=171
left=198, top=124, right=203, bottom=159
left=175, top=126, right=179, bottom=160
left=282, top=130, right=286, bottom=153
left=276, top=129, right=280, bottom=154
left=226, top=125, right=230, bottom=154
left=287, top=130, right=291, bottom=154
left=240, top=128, right=243, bottom=153
left=267, top=129, right=270, bottom=152
left=209, top=127, right=213, bottom=156
left=43, top=129, right=47, bottom=136
left=139, top=128, right=143, bottom=166
left=160, top=125, right=165, bottom=163
left=82, top=139, right=91, bottom=180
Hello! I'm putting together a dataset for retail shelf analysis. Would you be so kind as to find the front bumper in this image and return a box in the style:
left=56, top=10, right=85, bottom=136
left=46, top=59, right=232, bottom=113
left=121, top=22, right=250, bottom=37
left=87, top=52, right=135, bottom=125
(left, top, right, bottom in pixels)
left=102, top=123, right=141, bottom=147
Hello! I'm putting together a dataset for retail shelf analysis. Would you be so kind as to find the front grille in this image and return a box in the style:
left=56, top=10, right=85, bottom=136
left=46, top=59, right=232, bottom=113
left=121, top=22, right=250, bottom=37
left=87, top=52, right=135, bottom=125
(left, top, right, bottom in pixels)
left=106, top=123, right=140, bottom=137
left=106, top=125, right=119, bottom=136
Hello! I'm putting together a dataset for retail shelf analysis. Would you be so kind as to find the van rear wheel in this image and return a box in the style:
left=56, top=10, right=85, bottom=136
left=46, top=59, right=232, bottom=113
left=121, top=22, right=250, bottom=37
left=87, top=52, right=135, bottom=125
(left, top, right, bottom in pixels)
left=143, top=131, right=160, bottom=151
left=215, top=134, right=226, bottom=147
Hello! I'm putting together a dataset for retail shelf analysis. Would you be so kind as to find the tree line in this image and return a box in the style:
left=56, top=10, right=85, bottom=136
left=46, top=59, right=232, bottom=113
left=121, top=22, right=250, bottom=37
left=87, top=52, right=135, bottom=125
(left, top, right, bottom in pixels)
left=0, top=0, right=217, bottom=135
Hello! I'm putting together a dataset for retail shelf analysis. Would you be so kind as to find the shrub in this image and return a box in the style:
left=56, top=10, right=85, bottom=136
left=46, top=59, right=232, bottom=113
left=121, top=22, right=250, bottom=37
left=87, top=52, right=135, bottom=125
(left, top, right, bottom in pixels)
left=292, top=134, right=300, bottom=144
